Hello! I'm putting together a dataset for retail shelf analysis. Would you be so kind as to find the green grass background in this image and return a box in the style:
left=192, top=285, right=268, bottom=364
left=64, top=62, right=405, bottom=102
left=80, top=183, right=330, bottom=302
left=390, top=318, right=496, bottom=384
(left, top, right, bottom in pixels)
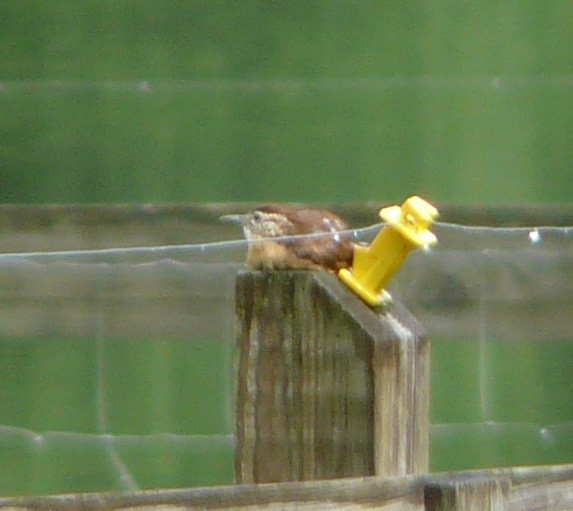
left=1, top=1, right=572, bottom=204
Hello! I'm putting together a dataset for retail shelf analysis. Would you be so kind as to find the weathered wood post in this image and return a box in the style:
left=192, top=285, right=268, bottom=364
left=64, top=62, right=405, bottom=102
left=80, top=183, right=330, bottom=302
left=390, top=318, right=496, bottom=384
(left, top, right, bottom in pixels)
left=234, top=270, right=429, bottom=484
left=424, top=473, right=511, bottom=511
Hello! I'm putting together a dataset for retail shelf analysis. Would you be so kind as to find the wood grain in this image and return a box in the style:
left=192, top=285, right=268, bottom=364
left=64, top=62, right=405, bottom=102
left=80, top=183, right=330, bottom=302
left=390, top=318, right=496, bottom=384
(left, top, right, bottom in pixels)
left=234, top=271, right=428, bottom=483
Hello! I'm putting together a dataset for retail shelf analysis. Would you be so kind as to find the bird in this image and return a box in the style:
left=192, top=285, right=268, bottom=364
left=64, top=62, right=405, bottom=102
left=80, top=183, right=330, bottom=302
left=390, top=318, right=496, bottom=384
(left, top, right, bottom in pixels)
left=221, top=205, right=354, bottom=271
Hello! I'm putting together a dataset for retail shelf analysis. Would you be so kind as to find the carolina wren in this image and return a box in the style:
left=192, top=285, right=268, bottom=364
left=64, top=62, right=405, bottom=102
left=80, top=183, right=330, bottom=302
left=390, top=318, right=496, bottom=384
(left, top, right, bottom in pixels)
left=221, top=205, right=354, bottom=271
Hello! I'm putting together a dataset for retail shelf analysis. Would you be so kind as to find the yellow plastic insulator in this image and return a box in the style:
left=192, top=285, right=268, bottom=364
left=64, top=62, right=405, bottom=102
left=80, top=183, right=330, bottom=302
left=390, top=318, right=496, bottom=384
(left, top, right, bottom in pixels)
left=338, top=196, right=439, bottom=307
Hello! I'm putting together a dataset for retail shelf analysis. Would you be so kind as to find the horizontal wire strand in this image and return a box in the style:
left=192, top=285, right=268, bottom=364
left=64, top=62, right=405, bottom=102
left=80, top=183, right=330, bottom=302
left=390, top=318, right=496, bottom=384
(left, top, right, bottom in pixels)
left=0, top=222, right=571, bottom=262
left=2, top=76, right=573, bottom=93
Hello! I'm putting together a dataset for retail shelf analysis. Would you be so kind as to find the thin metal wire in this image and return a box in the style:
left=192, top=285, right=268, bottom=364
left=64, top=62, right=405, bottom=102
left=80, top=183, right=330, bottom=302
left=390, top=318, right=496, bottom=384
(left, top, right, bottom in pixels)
left=0, top=222, right=570, bottom=263
left=2, top=75, right=573, bottom=94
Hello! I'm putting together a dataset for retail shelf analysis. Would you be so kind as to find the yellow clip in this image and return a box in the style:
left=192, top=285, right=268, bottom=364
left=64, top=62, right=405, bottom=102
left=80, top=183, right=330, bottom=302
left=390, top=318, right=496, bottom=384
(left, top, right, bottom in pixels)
left=338, top=196, right=439, bottom=307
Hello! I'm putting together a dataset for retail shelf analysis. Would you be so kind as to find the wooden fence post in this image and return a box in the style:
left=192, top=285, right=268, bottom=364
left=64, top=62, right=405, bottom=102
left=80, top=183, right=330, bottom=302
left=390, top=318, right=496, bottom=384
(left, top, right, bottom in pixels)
left=425, top=474, right=511, bottom=511
left=234, top=271, right=429, bottom=484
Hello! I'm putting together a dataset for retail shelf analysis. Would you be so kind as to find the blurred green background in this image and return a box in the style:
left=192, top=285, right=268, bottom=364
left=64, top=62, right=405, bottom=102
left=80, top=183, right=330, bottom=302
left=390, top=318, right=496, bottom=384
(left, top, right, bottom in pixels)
left=0, top=0, right=572, bottom=497
left=1, top=1, right=572, bottom=204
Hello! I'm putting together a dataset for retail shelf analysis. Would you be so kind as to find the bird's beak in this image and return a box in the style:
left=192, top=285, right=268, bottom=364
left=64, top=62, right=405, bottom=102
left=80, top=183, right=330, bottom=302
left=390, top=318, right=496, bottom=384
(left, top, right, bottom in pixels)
left=220, top=214, right=246, bottom=225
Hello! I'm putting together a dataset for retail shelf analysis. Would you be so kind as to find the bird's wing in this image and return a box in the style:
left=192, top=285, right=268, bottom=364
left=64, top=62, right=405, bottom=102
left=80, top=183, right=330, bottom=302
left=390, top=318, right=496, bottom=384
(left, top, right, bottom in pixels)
left=283, top=209, right=354, bottom=270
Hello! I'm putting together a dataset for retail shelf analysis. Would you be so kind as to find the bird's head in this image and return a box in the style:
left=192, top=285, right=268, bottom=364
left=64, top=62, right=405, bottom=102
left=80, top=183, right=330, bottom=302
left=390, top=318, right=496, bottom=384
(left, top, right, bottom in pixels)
left=220, top=206, right=295, bottom=240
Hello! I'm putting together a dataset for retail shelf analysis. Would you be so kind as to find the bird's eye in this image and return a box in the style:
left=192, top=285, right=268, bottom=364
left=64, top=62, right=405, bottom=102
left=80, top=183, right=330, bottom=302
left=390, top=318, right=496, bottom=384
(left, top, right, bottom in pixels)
left=252, top=212, right=262, bottom=222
